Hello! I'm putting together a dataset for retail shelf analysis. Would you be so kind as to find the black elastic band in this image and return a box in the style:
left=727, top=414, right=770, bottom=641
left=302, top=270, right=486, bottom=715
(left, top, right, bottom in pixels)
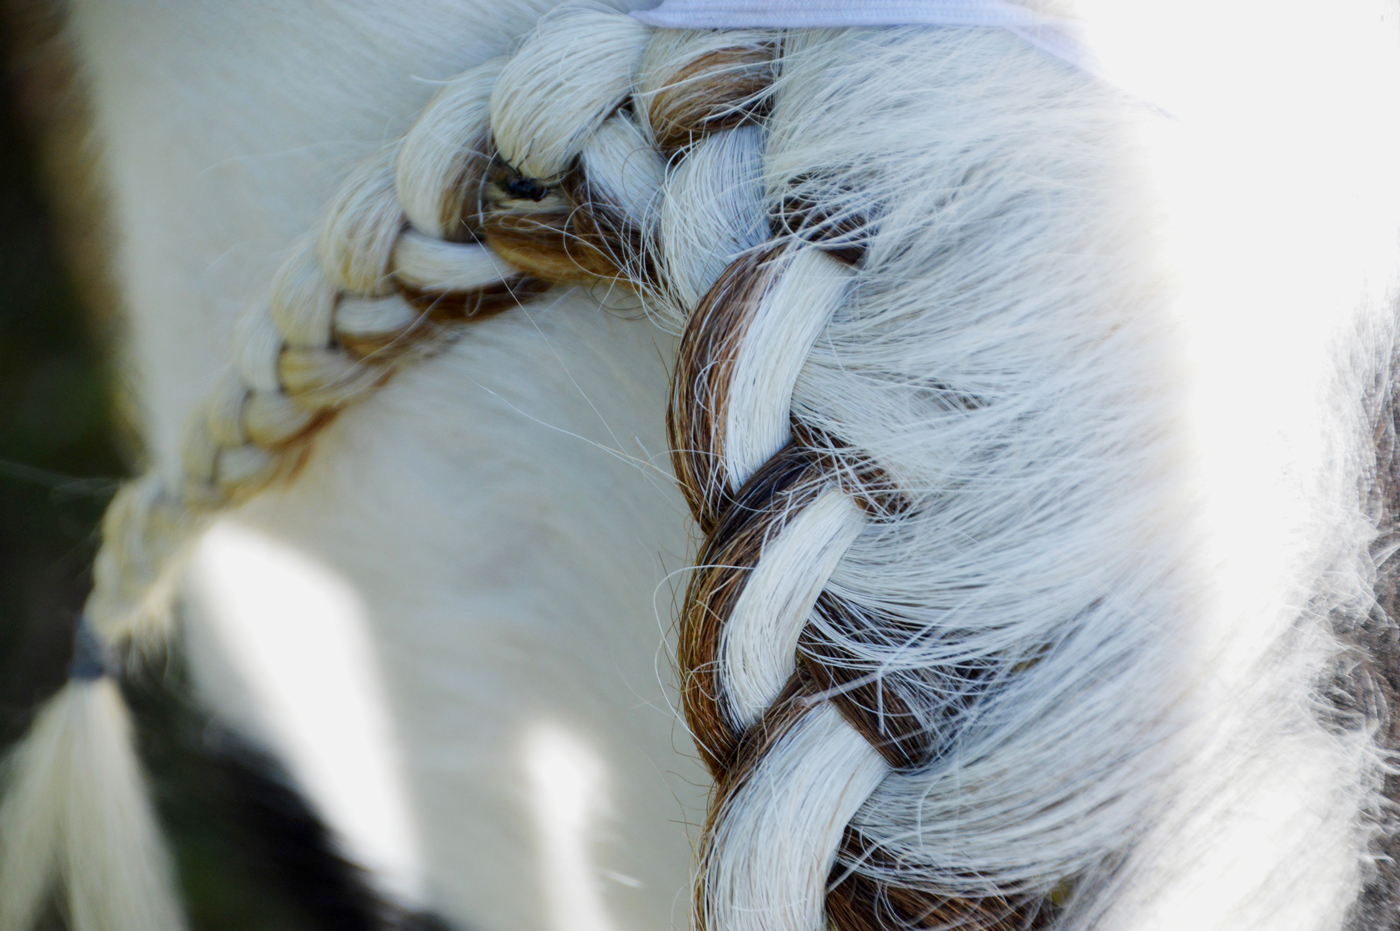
left=69, top=617, right=117, bottom=681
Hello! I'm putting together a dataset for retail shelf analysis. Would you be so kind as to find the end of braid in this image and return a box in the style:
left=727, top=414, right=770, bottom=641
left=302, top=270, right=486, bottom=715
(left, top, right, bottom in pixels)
left=0, top=675, right=187, bottom=931
left=0, top=486, right=190, bottom=931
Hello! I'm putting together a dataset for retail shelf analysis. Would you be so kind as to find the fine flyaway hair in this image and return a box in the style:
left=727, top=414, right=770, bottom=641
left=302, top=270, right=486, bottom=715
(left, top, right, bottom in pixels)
left=3, top=2, right=1400, bottom=931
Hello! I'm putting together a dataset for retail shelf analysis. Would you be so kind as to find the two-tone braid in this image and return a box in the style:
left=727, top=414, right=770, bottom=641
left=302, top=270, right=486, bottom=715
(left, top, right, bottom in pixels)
left=483, top=8, right=1183, bottom=931
left=484, top=14, right=1033, bottom=931
left=651, top=52, right=1046, bottom=931
left=0, top=57, right=547, bottom=931
left=0, top=6, right=1185, bottom=931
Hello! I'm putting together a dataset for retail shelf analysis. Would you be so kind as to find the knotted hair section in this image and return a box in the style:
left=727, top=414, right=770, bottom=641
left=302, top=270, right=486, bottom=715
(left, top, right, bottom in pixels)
left=478, top=111, right=666, bottom=285
left=476, top=9, right=1086, bottom=931
left=481, top=17, right=780, bottom=310
left=670, top=244, right=853, bottom=529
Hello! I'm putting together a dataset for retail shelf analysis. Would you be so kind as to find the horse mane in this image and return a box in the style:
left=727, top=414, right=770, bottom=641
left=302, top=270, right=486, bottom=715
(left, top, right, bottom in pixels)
left=3, top=2, right=1400, bottom=930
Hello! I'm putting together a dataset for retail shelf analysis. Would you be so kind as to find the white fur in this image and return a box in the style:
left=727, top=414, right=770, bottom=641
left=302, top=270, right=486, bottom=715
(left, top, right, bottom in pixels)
left=222, top=293, right=702, bottom=928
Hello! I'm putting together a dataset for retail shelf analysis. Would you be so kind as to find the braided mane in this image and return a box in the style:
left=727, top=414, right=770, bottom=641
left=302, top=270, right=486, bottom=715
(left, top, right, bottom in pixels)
left=476, top=12, right=1186, bottom=928
left=2, top=3, right=1398, bottom=931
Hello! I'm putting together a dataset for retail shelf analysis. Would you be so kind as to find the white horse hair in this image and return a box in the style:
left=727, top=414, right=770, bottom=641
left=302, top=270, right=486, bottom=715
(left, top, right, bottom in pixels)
left=2, top=2, right=1400, bottom=931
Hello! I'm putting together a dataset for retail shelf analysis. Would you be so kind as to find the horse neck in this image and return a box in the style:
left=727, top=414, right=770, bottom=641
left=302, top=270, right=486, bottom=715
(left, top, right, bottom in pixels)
left=63, top=2, right=703, bottom=927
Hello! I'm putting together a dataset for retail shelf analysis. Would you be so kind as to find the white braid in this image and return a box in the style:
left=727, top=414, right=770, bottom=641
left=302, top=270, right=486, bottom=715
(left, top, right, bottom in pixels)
left=656, top=125, right=768, bottom=323
left=722, top=249, right=853, bottom=488
left=392, top=232, right=518, bottom=292
left=576, top=113, right=668, bottom=230
left=332, top=295, right=426, bottom=345
left=234, top=309, right=286, bottom=396
left=320, top=152, right=408, bottom=297
left=98, top=54, right=516, bottom=641
left=490, top=5, right=651, bottom=181
left=720, top=487, right=865, bottom=729
left=272, top=238, right=340, bottom=349
left=396, top=59, right=503, bottom=242
left=633, top=26, right=776, bottom=150
left=701, top=704, right=887, bottom=931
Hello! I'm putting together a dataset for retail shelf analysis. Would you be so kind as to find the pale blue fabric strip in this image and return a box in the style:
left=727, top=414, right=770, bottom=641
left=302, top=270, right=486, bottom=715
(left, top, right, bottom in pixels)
left=70, top=615, right=117, bottom=681
left=631, top=0, right=1067, bottom=30
left=630, top=0, right=1116, bottom=99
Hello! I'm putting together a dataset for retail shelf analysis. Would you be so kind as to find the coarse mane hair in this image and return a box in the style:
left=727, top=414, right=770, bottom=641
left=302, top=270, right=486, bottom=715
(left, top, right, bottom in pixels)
left=3, top=2, right=1400, bottom=930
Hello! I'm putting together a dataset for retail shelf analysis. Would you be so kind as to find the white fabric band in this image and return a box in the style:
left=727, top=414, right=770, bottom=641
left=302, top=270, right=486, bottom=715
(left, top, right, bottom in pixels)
left=631, top=1, right=1131, bottom=105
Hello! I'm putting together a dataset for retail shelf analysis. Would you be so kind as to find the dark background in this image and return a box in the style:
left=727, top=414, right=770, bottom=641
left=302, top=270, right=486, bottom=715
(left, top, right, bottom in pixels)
left=0, top=0, right=125, bottom=758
